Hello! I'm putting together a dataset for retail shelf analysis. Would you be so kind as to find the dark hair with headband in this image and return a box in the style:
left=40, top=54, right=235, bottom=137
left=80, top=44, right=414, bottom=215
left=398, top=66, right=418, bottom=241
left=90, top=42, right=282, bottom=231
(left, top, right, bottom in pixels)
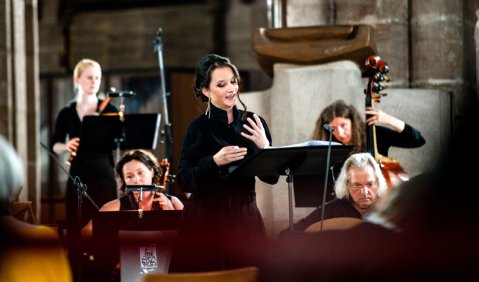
left=193, top=54, right=248, bottom=120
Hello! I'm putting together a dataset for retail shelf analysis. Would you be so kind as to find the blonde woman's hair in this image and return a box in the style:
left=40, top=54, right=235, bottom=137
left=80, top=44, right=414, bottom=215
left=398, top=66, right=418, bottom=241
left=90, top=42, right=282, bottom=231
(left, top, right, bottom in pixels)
left=72, top=58, right=101, bottom=89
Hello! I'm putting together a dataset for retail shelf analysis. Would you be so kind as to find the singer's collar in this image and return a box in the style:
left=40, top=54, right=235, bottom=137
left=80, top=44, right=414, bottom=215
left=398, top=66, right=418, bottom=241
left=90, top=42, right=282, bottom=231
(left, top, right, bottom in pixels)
left=208, top=104, right=240, bottom=126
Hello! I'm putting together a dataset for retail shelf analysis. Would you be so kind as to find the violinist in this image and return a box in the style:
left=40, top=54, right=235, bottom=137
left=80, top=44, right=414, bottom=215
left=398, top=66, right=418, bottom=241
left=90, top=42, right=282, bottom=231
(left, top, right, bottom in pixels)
left=311, top=99, right=426, bottom=157
left=50, top=58, right=118, bottom=279
left=81, top=149, right=183, bottom=282
left=81, top=149, right=184, bottom=239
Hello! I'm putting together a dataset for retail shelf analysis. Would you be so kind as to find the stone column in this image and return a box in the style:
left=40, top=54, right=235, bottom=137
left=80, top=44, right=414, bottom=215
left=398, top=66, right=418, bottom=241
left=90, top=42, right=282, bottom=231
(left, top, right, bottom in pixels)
left=25, top=0, right=41, bottom=221
left=410, top=0, right=464, bottom=119
left=0, top=0, right=41, bottom=220
left=335, top=0, right=409, bottom=87
left=285, top=0, right=333, bottom=27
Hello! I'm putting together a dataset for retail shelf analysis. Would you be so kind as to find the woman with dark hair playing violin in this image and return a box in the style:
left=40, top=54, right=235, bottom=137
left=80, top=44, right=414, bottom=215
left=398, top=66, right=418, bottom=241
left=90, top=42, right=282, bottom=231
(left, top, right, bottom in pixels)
left=81, top=149, right=183, bottom=282
left=82, top=149, right=184, bottom=239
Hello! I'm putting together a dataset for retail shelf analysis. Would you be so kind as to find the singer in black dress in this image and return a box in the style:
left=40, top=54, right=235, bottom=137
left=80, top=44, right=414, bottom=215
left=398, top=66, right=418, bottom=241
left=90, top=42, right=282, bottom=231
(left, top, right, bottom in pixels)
left=169, top=54, right=279, bottom=273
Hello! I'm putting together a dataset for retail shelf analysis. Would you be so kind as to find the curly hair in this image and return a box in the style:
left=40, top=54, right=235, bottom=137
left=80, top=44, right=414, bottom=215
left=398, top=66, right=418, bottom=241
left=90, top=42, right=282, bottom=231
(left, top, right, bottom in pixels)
left=115, top=149, right=161, bottom=193
left=311, top=100, right=366, bottom=154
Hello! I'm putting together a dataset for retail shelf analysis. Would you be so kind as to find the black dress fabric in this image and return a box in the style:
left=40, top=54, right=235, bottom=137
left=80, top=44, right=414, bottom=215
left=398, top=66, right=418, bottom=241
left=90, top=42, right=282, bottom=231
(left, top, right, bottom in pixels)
left=51, top=100, right=119, bottom=228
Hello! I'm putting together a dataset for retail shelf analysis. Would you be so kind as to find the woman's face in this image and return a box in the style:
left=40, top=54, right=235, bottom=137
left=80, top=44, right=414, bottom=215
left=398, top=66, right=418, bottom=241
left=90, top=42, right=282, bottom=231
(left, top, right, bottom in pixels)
left=329, top=117, right=352, bottom=144
left=122, top=159, right=154, bottom=186
left=202, top=66, right=238, bottom=111
left=75, top=65, right=101, bottom=96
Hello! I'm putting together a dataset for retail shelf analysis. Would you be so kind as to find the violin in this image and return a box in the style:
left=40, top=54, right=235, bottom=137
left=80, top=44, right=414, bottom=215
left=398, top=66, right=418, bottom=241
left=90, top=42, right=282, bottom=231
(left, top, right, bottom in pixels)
left=158, top=158, right=175, bottom=193
left=363, top=55, right=409, bottom=188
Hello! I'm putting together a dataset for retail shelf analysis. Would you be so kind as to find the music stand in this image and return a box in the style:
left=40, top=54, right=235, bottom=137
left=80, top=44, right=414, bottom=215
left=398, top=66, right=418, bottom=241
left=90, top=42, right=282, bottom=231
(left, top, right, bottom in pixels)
left=228, top=144, right=354, bottom=229
left=78, top=115, right=122, bottom=157
left=91, top=210, right=182, bottom=282
left=120, top=113, right=162, bottom=150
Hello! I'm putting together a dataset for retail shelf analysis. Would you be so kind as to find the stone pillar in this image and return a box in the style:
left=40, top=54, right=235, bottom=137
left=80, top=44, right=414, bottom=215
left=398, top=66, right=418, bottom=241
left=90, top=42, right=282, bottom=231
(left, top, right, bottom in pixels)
left=25, top=0, right=41, bottom=221
left=0, top=0, right=14, bottom=139
left=410, top=0, right=464, bottom=119
left=335, top=0, right=409, bottom=87
left=285, top=0, right=333, bottom=27
left=0, top=0, right=41, bottom=220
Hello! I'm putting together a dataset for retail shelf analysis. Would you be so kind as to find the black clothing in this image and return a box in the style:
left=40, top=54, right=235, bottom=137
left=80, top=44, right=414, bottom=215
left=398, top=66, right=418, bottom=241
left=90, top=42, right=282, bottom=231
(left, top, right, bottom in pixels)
left=280, top=198, right=360, bottom=235
left=51, top=100, right=119, bottom=227
left=371, top=124, right=425, bottom=157
left=169, top=105, right=279, bottom=272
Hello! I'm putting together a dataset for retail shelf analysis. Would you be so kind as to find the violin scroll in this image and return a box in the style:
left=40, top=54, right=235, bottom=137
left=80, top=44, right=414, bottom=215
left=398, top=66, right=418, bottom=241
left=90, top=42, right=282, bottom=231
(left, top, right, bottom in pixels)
left=159, top=158, right=175, bottom=193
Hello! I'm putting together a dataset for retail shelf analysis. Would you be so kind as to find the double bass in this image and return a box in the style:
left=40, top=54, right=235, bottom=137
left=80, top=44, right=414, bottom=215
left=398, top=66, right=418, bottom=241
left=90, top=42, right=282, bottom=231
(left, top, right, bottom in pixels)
left=363, top=55, right=409, bottom=188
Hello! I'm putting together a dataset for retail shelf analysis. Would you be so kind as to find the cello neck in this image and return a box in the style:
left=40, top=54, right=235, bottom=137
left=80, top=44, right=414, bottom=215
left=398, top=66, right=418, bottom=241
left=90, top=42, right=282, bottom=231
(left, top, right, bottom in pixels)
left=365, top=98, right=380, bottom=159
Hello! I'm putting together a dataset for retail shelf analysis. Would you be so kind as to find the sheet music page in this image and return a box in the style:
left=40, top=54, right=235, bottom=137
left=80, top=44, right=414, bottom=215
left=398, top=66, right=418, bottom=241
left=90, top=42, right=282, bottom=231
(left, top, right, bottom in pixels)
left=268, top=140, right=342, bottom=149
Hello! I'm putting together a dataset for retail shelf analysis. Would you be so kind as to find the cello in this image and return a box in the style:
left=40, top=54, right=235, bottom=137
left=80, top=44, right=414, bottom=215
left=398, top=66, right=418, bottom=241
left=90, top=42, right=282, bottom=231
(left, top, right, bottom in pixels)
left=363, top=55, right=409, bottom=188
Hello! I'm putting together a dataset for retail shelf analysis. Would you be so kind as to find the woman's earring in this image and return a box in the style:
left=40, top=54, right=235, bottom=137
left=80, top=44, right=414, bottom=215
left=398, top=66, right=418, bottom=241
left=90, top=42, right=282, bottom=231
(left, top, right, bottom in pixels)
left=205, top=96, right=211, bottom=119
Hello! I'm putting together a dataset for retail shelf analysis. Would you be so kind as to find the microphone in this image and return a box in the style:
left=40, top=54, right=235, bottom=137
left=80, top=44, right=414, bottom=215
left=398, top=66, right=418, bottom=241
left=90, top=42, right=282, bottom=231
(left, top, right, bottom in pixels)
left=323, top=124, right=334, bottom=133
left=107, top=91, right=135, bottom=97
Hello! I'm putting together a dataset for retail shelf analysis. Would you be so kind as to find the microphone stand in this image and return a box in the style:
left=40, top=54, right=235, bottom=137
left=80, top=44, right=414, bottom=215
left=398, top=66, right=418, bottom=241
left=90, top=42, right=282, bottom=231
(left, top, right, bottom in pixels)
left=319, top=124, right=334, bottom=232
left=41, top=143, right=100, bottom=214
left=153, top=27, right=174, bottom=162
left=40, top=142, right=99, bottom=282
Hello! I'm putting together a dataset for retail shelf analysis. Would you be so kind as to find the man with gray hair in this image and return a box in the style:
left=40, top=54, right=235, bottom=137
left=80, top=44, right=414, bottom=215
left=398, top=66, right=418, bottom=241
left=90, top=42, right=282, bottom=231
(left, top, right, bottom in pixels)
left=284, top=152, right=388, bottom=232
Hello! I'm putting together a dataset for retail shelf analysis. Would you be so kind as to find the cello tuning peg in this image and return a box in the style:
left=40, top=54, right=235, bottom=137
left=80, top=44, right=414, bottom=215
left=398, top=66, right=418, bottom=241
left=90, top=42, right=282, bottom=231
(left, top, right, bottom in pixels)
left=380, top=65, right=390, bottom=74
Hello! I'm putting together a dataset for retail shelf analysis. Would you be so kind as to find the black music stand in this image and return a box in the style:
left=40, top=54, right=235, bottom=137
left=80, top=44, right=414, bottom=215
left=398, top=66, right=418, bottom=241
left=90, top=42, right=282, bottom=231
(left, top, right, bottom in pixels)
left=228, top=144, right=354, bottom=229
left=91, top=210, right=182, bottom=282
left=120, top=113, right=162, bottom=150
left=78, top=115, right=123, bottom=157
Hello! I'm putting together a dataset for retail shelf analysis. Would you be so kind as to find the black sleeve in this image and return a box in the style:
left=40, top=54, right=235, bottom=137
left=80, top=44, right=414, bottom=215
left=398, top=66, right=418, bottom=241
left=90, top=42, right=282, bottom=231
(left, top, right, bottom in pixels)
left=256, top=114, right=280, bottom=185
left=376, top=124, right=426, bottom=156
left=177, top=121, right=221, bottom=193
left=51, top=108, right=70, bottom=148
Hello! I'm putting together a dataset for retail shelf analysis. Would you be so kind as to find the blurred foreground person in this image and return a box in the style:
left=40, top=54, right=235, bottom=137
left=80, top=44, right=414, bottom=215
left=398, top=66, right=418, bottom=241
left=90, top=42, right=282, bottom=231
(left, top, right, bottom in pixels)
left=0, top=135, right=72, bottom=282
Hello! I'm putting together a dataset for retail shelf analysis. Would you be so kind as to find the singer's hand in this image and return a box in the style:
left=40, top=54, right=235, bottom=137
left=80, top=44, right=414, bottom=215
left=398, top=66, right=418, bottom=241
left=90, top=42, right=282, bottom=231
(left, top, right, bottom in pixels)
left=213, top=146, right=247, bottom=166
left=241, top=114, right=270, bottom=149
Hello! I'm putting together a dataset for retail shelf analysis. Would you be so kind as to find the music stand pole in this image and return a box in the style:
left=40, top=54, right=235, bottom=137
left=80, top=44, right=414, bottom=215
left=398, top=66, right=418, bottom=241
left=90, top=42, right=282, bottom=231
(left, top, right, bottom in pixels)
left=285, top=167, right=294, bottom=229
left=40, top=143, right=100, bottom=282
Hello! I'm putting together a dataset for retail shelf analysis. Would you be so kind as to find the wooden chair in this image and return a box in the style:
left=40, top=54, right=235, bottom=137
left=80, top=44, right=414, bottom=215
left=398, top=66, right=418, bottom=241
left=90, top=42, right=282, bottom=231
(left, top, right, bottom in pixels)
left=142, top=266, right=259, bottom=282
left=10, top=201, right=37, bottom=224
left=305, top=217, right=362, bottom=232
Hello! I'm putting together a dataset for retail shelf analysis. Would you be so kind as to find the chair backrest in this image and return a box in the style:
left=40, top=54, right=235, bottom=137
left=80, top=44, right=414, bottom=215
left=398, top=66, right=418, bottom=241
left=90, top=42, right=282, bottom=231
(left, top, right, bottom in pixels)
left=305, top=217, right=362, bottom=232
left=141, top=266, right=259, bottom=282
left=10, top=201, right=37, bottom=224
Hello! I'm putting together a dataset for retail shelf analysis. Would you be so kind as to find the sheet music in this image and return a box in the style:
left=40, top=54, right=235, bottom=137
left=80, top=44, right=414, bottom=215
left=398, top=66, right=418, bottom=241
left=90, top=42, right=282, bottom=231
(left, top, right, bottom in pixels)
left=268, top=140, right=342, bottom=149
